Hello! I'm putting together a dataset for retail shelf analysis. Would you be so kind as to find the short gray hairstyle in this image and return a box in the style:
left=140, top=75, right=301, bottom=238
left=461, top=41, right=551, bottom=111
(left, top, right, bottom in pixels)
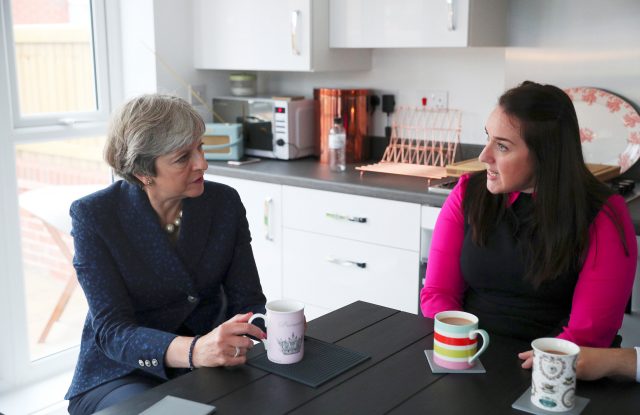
left=104, top=94, right=205, bottom=186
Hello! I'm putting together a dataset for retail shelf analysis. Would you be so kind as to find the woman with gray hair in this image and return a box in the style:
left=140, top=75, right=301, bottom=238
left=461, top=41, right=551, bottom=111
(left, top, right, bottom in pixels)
left=65, top=94, right=266, bottom=415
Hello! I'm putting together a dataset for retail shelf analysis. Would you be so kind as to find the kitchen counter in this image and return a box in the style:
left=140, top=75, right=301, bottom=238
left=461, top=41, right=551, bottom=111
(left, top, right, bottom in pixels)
left=206, top=157, right=447, bottom=206
left=205, top=158, right=640, bottom=234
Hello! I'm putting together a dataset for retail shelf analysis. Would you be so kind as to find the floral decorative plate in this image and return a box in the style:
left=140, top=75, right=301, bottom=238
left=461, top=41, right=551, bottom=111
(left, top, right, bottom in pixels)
left=565, top=87, right=640, bottom=173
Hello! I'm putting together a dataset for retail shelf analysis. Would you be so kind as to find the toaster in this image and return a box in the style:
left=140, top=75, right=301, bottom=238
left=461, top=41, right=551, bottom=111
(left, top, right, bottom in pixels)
left=202, top=123, right=243, bottom=161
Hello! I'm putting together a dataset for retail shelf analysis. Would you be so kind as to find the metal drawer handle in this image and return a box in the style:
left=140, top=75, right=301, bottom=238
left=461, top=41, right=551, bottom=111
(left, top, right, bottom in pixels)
left=446, top=0, right=455, bottom=31
left=325, top=212, right=367, bottom=223
left=291, top=10, right=301, bottom=56
left=264, top=197, right=274, bottom=241
left=326, top=256, right=367, bottom=269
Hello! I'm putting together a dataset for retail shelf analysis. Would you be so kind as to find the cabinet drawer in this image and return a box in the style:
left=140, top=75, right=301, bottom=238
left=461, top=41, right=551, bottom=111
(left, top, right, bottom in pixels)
left=283, top=229, right=419, bottom=314
left=283, top=186, right=420, bottom=251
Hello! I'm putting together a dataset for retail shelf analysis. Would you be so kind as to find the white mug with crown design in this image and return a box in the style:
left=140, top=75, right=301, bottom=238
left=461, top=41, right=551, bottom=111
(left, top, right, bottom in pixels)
left=248, top=300, right=305, bottom=364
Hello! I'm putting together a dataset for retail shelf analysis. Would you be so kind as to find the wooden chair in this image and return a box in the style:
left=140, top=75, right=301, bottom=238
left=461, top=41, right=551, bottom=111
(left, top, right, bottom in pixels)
left=19, top=185, right=104, bottom=343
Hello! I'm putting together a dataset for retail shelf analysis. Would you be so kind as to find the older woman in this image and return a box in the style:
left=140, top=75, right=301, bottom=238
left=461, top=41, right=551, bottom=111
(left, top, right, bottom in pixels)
left=65, top=94, right=266, bottom=415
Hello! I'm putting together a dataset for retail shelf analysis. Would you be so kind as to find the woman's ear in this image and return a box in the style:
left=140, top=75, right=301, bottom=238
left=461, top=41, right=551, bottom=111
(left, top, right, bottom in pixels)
left=134, top=173, right=152, bottom=186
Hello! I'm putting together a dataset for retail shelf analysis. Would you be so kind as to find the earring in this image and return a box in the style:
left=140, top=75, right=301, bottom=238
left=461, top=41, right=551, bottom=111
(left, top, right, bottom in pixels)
left=145, top=178, right=153, bottom=186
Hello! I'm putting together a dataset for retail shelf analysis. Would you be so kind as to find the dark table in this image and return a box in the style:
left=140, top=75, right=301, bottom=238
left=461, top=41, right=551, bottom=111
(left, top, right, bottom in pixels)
left=95, top=301, right=640, bottom=415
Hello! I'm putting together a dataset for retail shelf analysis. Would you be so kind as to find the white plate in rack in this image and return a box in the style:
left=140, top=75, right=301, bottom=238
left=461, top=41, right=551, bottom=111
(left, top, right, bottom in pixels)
left=565, top=87, right=640, bottom=173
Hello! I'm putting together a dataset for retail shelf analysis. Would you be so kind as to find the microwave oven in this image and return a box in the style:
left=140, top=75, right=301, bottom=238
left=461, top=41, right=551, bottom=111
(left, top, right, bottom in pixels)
left=212, top=96, right=316, bottom=160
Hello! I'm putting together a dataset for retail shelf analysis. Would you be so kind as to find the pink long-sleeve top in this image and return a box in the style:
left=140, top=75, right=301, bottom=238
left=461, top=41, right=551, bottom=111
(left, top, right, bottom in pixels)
left=420, top=174, right=637, bottom=347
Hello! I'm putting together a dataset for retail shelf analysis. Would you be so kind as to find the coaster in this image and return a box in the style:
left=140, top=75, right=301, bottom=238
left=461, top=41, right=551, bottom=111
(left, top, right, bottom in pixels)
left=248, top=336, right=370, bottom=388
left=424, top=350, right=486, bottom=374
left=512, top=387, right=590, bottom=415
left=139, top=395, right=216, bottom=415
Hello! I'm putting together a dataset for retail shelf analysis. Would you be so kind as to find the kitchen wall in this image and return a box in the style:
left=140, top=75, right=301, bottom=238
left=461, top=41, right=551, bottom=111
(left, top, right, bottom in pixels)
left=258, top=0, right=640, bottom=144
left=505, top=0, right=640, bottom=124
left=118, top=0, right=229, bottom=121
left=126, top=0, right=639, bottom=145
left=260, top=48, right=506, bottom=144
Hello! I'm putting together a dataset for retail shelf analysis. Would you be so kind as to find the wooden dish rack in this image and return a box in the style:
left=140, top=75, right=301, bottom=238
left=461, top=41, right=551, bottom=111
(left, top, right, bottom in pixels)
left=356, top=106, right=462, bottom=181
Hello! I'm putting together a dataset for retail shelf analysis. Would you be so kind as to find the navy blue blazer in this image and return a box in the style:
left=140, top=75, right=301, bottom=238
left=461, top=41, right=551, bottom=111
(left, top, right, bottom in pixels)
left=65, top=180, right=266, bottom=400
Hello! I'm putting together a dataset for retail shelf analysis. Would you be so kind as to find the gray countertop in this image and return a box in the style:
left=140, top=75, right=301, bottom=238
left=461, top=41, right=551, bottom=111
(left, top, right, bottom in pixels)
left=205, top=158, right=640, bottom=234
left=205, top=158, right=448, bottom=206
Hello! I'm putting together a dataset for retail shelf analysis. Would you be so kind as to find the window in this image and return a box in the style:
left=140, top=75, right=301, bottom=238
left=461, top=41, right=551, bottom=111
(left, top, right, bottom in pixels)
left=6, top=0, right=111, bottom=128
left=0, top=0, right=118, bottom=391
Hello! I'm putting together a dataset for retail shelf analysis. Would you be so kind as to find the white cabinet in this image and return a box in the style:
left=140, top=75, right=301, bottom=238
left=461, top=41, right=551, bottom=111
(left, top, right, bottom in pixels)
left=194, top=0, right=370, bottom=71
left=204, top=175, right=426, bottom=320
left=282, top=186, right=421, bottom=317
left=283, top=229, right=418, bottom=315
left=420, top=205, right=442, bottom=293
left=330, top=0, right=507, bottom=48
left=204, top=174, right=282, bottom=302
left=420, top=205, right=441, bottom=260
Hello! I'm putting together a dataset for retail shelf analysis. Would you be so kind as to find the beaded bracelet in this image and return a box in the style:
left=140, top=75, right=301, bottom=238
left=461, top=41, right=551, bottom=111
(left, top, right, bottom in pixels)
left=188, top=335, right=201, bottom=371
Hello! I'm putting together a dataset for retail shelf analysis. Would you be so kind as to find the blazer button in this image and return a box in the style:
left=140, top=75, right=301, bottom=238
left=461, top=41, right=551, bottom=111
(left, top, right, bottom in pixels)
left=138, top=359, right=145, bottom=367
left=152, top=358, right=158, bottom=367
left=145, top=360, right=151, bottom=367
left=187, top=295, right=198, bottom=303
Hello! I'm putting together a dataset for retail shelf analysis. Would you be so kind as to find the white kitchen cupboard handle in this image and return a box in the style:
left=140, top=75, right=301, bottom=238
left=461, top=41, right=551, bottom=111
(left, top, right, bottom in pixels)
left=325, top=212, right=367, bottom=223
left=446, top=0, right=455, bottom=31
left=325, top=256, right=367, bottom=269
left=264, top=197, right=274, bottom=241
left=291, top=10, right=301, bottom=56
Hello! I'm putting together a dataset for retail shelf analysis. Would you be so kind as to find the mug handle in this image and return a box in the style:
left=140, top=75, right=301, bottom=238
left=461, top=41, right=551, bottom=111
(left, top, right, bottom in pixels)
left=248, top=313, right=268, bottom=350
left=468, top=329, right=489, bottom=364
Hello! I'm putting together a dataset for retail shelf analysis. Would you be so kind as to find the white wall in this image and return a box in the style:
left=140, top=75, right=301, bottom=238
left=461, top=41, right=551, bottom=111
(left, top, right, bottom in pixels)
left=147, top=0, right=639, bottom=145
left=153, top=0, right=229, bottom=122
left=255, top=0, right=640, bottom=145
left=119, top=0, right=157, bottom=98
left=260, top=48, right=506, bottom=144
left=118, top=0, right=229, bottom=121
left=505, top=0, right=640, bottom=109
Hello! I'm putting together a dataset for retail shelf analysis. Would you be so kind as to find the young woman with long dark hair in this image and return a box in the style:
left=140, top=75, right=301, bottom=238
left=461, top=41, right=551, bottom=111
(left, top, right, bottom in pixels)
left=420, top=82, right=636, bottom=357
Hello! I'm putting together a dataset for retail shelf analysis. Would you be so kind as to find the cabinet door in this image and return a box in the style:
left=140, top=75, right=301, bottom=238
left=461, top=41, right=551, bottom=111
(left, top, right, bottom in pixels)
left=205, top=174, right=282, bottom=302
left=194, top=0, right=312, bottom=71
left=283, top=228, right=419, bottom=314
left=330, top=0, right=505, bottom=47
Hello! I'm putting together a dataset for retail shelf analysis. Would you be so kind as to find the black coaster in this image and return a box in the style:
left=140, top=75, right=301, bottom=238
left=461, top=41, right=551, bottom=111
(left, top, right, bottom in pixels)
left=247, top=336, right=370, bottom=388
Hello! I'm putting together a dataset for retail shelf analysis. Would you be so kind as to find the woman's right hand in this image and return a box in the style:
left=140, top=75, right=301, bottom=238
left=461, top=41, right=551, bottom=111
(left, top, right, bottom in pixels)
left=192, top=312, right=266, bottom=367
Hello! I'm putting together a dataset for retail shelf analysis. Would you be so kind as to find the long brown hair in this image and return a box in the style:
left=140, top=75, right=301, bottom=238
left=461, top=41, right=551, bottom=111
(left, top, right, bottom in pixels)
left=464, top=81, right=628, bottom=287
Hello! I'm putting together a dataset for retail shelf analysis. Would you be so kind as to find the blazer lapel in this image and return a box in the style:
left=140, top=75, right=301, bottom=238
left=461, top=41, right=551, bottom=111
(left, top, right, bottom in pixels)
left=117, top=181, right=195, bottom=293
left=176, top=188, right=213, bottom=275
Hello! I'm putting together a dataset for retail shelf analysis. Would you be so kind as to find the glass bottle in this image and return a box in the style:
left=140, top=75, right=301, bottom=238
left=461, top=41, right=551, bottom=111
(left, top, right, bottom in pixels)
left=328, top=117, right=346, bottom=172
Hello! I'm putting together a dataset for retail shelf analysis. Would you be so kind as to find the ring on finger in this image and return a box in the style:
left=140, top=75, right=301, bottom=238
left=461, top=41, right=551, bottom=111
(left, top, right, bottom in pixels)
left=233, top=346, right=240, bottom=358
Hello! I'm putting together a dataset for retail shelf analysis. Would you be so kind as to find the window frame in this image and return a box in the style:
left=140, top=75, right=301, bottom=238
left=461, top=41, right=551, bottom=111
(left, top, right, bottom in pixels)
left=0, top=0, right=121, bottom=393
left=2, top=0, right=113, bottom=130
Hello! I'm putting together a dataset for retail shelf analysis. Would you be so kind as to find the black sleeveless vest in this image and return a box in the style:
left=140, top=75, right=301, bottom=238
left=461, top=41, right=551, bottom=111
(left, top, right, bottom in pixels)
left=460, top=193, right=579, bottom=341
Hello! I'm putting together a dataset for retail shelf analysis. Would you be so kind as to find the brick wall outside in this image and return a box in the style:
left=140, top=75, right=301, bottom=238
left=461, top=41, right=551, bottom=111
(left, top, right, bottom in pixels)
left=12, top=0, right=69, bottom=25
left=16, top=148, right=110, bottom=283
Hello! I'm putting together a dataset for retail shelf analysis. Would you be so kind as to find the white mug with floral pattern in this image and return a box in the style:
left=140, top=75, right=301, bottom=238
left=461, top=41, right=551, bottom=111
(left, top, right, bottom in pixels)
left=531, top=338, right=580, bottom=412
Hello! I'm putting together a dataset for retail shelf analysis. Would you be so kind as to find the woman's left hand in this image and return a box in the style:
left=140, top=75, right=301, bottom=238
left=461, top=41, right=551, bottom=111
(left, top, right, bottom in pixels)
left=518, top=350, right=534, bottom=369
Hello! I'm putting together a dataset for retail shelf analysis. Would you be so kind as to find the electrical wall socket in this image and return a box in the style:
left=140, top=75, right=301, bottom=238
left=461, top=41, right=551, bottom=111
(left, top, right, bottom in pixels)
left=397, top=89, right=448, bottom=109
left=188, top=84, right=206, bottom=106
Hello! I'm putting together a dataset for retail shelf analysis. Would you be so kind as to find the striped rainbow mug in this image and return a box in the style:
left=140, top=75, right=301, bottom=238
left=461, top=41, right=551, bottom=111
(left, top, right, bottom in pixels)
left=433, top=311, right=490, bottom=370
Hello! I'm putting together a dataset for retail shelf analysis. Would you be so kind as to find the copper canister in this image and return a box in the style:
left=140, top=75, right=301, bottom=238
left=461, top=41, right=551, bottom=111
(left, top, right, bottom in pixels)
left=314, top=88, right=369, bottom=164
